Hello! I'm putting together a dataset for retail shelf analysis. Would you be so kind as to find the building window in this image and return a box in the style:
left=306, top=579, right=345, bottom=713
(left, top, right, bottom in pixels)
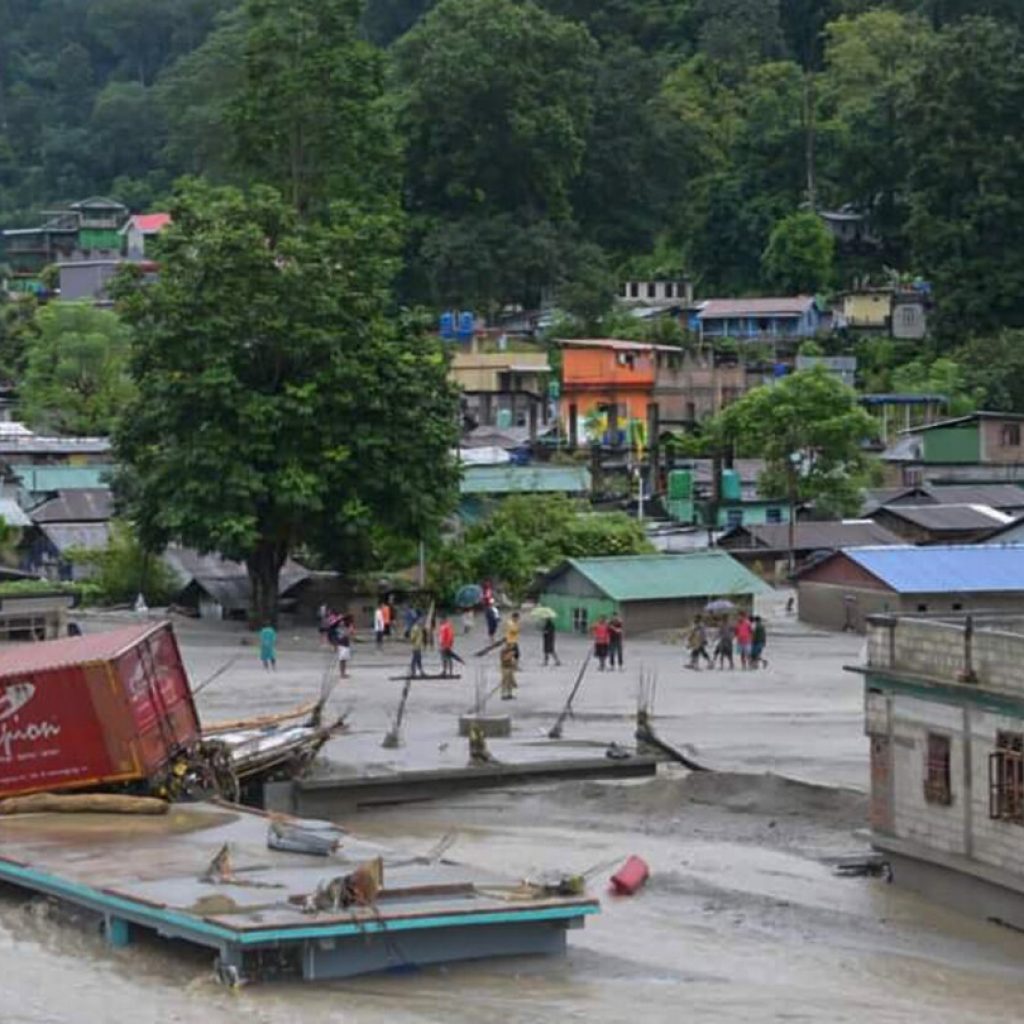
left=765, top=507, right=783, bottom=524
left=1001, top=423, right=1021, bottom=447
left=916, top=604, right=928, bottom=613
left=726, top=508, right=743, bottom=528
left=924, top=733, right=952, bottom=805
left=664, top=282, right=674, bottom=299
left=647, top=282, right=656, bottom=298
left=989, top=733, right=1024, bottom=823
left=630, top=282, right=639, bottom=298
left=571, top=607, right=589, bottom=634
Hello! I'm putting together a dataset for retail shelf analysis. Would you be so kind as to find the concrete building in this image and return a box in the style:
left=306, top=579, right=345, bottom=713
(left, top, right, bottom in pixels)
left=558, top=339, right=666, bottom=447
left=538, top=551, right=769, bottom=634
left=618, top=278, right=693, bottom=307
left=853, top=611, right=1024, bottom=929
left=796, top=545, right=1024, bottom=632
left=449, top=342, right=552, bottom=434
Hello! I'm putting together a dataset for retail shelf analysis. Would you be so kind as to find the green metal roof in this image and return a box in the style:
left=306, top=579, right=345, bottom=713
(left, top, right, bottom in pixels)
left=12, top=465, right=113, bottom=493
left=460, top=464, right=591, bottom=496
left=550, top=552, right=770, bottom=602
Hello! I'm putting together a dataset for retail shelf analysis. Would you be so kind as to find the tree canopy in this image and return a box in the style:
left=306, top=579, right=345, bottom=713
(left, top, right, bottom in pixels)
left=112, top=181, right=459, bottom=623
left=712, top=367, right=879, bottom=517
left=20, top=302, right=134, bottom=435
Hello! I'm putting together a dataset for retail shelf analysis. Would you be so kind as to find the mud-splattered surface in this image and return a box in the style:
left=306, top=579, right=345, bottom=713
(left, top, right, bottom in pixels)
left=3, top=602, right=1024, bottom=1021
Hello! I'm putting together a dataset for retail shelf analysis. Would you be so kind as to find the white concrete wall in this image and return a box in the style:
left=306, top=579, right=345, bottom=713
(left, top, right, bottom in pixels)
left=867, top=617, right=1024, bottom=698
left=890, top=695, right=967, bottom=856
left=888, top=696, right=1024, bottom=874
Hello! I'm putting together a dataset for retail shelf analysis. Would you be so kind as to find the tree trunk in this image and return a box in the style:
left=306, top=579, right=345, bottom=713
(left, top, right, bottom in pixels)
left=246, top=542, right=287, bottom=629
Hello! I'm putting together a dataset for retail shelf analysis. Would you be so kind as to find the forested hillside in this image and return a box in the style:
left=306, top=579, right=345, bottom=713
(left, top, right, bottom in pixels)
left=2, top=0, right=1024, bottom=348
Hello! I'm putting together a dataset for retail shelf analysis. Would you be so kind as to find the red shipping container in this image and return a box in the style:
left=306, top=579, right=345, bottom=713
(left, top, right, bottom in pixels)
left=0, top=622, right=200, bottom=799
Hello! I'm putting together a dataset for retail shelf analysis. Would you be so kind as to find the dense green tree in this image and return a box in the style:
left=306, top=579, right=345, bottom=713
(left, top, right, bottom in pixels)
left=956, top=332, right=1024, bottom=413
left=572, top=44, right=686, bottom=254
left=762, top=210, right=835, bottom=293
left=712, top=367, right=878, bottom=522
left=20, top=302, right=134, bottom=435
left=157, top=8, right=247, bottom=180
left=394, top=0, right=598, bottom=310
left=233, top=0, right=396, bottom=220
left=431, top=495, right=652, bottom=602
left=818, top=10, right=931, bottom=265
left=113, top=181, right=459, bottom=624
left=902, top=17, right=1024, bottom=337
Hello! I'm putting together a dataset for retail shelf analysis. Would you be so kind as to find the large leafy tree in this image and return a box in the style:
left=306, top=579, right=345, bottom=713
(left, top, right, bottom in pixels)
left=20, top=302, right=134, bottom=436
left=113, top=181, right=460, bottom=624
left=712, top=367, right=878, bottom=522
left=902, top=17, right=1024, bottom=338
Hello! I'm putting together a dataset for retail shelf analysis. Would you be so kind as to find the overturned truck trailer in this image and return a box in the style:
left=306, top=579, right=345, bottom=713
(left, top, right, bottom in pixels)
left=0, top=622, right=208, bottom=801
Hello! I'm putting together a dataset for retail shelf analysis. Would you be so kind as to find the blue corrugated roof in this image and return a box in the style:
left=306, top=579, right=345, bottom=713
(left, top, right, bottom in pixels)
left=841, top=544, right=1024, bottom=594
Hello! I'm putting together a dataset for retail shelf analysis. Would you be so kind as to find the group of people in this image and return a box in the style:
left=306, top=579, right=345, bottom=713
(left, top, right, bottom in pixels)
left=686, top=611, right=767, bottom=671
left=590, top=614, right=625, bottom=671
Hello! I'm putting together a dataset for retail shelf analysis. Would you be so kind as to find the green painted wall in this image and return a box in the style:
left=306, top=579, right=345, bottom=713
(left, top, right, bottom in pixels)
left=923, top=425, right=979, bottom=464
left=541, top=592, right=618, bottom=633
left=710, top=502, right=790, bottom=528
left=79, top=228, right=121, bottom=251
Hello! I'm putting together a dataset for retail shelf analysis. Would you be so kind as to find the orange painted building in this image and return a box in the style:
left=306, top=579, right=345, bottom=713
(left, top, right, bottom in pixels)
left=559, top=339, right=670, bottom=445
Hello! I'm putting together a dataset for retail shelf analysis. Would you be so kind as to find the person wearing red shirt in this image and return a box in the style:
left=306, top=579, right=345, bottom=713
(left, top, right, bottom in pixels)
left=734, top=612, right=754, bottom=669
left=592, top=616, right=610, bottom=671
left=437, top=615, right=463, bottom=677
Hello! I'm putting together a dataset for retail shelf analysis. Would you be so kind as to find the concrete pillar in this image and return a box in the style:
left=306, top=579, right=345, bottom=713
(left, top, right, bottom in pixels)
left=647, top=402, right=661, bottom=495
left=105, top=916, right=131, bottom=948
left=569, top=403, right=578, bottom=450
left=528, top=401, right=538, bottom=443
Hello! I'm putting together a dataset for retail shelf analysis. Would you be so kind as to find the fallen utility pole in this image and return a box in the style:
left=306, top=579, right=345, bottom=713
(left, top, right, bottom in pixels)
left=548, top=650, right=593, bottom=739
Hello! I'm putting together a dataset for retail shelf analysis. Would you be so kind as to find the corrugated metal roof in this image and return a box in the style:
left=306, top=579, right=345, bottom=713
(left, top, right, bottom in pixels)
left=30, top=488, right=113, bottom=523
left=923, top=484, right=1024, bottom=509
left=460, top=465, right=591, bottom=496
left=0, top=499, right=32, bottom=528
left=557, top=338, right=680, bottom=353
left=840, top=545, right=1024, bottom=594
left=876, top=504, right=1012, bottom=530
left=40, top=522, right=110, bottom=552
left=899, top=411, right=1024, bottom=435
left=12, top=466, right=113, bottom=493
left=697, top=297, right=814, bottom=319
left=723, top=521, right=903, bottom=550
left=0, top=622, right=166, bottom=678
left=550, top=552, right=770, bottom=602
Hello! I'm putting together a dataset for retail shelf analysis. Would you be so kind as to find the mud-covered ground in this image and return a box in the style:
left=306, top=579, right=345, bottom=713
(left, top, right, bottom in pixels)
left=4, top=600, right=1024, bottom=1022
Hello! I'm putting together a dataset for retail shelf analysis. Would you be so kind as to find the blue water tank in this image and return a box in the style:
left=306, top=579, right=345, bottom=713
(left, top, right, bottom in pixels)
left=440, top=311, right=455, bottom=339
left=457, top=311, right=475, bottom=340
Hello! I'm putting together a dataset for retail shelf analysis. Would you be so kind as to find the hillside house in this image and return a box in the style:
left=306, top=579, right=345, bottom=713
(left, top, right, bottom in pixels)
left=692, top=297, right=821, bottom=342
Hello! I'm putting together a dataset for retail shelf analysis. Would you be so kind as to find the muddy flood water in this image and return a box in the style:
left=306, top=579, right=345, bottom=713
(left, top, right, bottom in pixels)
left=5, top=770, right=1024, bottom=1024
left=5, top=607, right=1024, bottom=1021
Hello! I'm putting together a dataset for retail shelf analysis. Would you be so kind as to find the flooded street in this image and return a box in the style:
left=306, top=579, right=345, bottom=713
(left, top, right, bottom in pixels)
left=4, top=606, right=1024, bottom=1021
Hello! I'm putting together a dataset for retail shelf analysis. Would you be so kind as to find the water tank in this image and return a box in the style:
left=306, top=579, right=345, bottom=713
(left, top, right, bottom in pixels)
left=668, top=469, right=692, bottom=500
left=721, top=469, right=742, bottom=501
left=496, top=408, right=513, bottom=429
